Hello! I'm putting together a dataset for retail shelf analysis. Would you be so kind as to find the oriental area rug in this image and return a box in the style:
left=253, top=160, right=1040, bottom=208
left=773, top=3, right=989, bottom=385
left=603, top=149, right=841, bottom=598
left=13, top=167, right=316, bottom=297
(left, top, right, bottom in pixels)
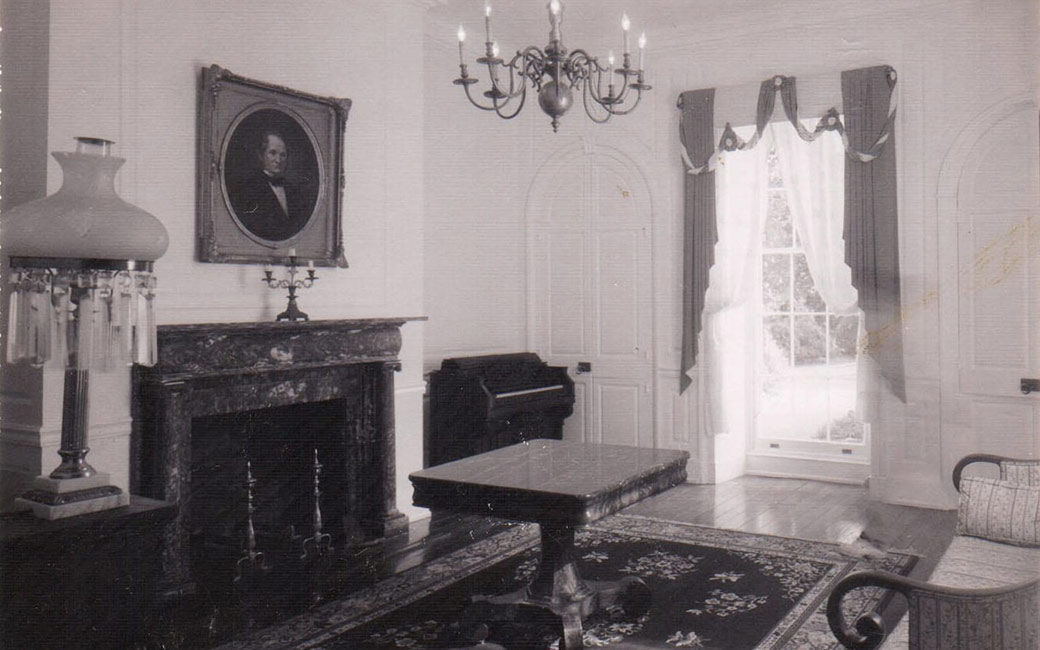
left=217, top=514, right=916, bottom=650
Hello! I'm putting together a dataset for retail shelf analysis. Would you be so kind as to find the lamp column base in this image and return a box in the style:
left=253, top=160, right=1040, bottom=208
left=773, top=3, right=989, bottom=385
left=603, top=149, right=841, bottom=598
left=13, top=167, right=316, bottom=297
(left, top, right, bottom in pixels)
left=16, top=473, right=130, bottom=520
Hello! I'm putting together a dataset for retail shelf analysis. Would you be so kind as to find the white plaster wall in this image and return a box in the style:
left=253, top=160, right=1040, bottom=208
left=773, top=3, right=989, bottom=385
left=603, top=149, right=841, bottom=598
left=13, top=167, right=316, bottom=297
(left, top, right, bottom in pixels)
left=8, top=0, right=428, bottom=519
left=423, top=0, right=1039, bottom=506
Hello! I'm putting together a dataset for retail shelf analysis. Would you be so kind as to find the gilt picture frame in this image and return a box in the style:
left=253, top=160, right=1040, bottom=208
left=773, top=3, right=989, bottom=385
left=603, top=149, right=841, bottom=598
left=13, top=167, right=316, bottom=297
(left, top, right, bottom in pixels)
left=196, top=65, right=350, bottom=266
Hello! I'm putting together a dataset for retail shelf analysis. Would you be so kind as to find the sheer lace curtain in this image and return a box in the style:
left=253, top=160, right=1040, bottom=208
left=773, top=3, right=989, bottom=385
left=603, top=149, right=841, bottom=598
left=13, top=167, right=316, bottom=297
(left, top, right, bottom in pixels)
left=694, top=125, right=768, bottom=436
left=770, top=121, right=882, bottom=424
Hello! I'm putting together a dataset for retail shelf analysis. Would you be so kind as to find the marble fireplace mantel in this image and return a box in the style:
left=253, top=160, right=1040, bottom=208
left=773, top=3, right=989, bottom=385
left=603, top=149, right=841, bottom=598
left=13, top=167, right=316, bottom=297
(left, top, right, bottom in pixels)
left=131, top=318, right=422, bottom=599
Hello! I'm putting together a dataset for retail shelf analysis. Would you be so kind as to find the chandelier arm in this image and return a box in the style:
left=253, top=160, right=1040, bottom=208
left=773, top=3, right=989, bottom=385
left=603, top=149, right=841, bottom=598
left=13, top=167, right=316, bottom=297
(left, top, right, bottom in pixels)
left=483, top=60, right=510, bottom=99
left=563, top=49, right=596, bottom=87
left=584, top=72, right=635, bottom=115
left=565, top=48, right=597, bottom=66
left=521, top=47, right=548, bottom=90
left=590, top=69, right=613, bottom=108
left=581, top=81, right=613, bottom=124
left=600, top=87, right=644, bottom=116
left=503, top=53, right=529, bottom=98
left=460, top=80, right=509, bottom=112
left=610, top=73, right=635, bottom=105
left=487, top=55, right=527, bottom=100
left=581, top=64, right=635, bottom=111
left=492, top=84, right=528, bottom=119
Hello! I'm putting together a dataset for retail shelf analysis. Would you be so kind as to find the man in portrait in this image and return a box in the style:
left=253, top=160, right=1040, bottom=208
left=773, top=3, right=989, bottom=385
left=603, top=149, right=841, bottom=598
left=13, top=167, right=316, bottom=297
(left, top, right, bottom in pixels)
left=229, top=129, right=312, bottom=241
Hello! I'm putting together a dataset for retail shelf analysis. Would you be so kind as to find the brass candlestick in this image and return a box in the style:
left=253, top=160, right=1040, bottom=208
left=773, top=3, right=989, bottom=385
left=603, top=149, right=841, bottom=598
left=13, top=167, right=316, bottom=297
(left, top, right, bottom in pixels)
left=261, top=256, right=317, bottom=322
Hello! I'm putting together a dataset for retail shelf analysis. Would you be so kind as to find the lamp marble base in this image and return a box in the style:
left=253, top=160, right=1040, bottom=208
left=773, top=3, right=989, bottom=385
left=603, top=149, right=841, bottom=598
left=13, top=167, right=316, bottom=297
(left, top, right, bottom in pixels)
left=16, top=473, right=130, bottom=520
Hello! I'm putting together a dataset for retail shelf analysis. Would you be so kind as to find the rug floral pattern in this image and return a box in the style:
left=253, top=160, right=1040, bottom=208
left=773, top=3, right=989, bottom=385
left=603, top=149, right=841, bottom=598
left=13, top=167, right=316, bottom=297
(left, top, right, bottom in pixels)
left=216, top=515, right=915, bottom=650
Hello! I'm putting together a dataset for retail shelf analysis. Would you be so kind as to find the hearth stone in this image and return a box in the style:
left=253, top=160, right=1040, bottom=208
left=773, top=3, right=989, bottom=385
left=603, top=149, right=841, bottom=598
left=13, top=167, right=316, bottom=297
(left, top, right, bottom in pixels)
left=132, top=319, right=419, bottom=600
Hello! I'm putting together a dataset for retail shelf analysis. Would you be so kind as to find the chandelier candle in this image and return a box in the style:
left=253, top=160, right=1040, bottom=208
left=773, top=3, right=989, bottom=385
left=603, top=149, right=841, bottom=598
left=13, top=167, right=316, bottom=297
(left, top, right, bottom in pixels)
left=484, top=3, right=493, bottom=45
left=622, top=13, right=630, bottom=57
left=457, top=25, right=466, bottom=65
left=453, top=0, right=651, bottom=131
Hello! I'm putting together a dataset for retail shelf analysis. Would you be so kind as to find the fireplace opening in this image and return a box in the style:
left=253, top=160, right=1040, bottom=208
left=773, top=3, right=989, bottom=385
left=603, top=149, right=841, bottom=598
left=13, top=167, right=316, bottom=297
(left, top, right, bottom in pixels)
left=189, top=399, right=357, bottom=583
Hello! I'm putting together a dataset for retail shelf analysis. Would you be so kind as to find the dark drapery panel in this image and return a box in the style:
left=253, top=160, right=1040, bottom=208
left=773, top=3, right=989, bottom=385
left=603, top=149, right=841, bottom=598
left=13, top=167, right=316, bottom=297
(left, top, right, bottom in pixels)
left=842, top=65, right=906, bottom=401
left=678, top=89, right=716, bottom=393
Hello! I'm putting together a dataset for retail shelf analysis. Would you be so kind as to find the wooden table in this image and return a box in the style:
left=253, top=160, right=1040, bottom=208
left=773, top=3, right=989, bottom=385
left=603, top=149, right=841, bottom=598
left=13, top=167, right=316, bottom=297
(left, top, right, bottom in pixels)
left=410, top=440, right=689, bottom=649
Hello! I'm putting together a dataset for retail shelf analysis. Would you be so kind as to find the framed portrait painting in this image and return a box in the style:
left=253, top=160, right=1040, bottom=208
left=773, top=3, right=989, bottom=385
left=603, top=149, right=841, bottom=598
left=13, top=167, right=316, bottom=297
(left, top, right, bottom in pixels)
left=197, top=65, right=350, bottom=266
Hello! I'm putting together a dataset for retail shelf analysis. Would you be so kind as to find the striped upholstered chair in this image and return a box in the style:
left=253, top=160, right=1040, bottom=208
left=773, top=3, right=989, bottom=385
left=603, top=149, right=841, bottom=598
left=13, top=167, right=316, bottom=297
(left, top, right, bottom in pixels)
left=826, top=454, right=1040, bottom=650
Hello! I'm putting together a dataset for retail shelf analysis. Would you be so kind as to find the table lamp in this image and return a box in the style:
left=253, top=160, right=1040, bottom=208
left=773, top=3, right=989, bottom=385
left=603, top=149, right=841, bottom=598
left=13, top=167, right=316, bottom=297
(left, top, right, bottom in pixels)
left=3, top=137, right=169, bottom=519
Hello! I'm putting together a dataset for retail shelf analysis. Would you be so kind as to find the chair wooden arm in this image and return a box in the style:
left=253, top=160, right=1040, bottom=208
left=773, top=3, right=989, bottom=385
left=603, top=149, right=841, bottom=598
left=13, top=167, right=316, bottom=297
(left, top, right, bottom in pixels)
left=826, top=570, right=1040, bottom=650
left=953, top=454, right=1040, bottom=491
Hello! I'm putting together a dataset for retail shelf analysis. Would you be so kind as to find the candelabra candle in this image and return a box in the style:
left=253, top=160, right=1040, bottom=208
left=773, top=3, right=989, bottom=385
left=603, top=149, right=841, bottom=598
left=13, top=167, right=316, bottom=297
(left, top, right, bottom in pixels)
left=260, top=257, right=318, bottom=322
left=301, top=448, right=333, bottom=561
left=235, top=461, right=270, bottom=582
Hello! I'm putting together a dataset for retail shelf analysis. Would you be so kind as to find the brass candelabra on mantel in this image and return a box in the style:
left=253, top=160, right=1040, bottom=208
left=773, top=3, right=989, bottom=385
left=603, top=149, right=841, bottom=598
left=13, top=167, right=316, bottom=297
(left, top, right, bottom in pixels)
left=262, top=256, right=317, bottom=322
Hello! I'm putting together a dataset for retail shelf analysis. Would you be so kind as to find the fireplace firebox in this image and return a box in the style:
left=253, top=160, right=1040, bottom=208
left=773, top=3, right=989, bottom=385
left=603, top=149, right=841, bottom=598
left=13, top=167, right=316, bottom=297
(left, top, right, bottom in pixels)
left=131, top=319, right=417, bottom=599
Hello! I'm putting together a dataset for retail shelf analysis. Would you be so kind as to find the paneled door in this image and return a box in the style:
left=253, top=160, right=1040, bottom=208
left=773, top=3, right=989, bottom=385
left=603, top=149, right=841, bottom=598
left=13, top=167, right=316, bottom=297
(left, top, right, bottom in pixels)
left=527, top=145, right=654, bottom=447
left=939, top=99, right=1040, bottom=464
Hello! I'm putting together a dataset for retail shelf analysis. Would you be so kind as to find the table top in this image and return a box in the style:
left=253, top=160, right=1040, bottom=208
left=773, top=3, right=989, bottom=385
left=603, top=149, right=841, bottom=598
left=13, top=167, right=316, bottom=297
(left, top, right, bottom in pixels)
left=410, top=440, right=689, bottom=526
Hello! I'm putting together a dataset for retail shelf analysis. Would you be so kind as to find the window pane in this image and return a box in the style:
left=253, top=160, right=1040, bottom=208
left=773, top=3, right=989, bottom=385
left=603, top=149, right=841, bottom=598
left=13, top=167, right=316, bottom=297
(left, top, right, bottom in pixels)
left=764, top=193, right=793, bottom=248
left=767, top=147, right=783, bottom=188
left=762, top=315, right=791, bottom=373
left=758, top=375, right=796, bottom=439
left=762, top=254, right=791, bottom=311
left=787, top=373, right=831, bottom=440
left=829, top=315, right=859, bottom=363
left=793, top=315, right=826, bottom=365
left=792, top=253, right=825, bottom=312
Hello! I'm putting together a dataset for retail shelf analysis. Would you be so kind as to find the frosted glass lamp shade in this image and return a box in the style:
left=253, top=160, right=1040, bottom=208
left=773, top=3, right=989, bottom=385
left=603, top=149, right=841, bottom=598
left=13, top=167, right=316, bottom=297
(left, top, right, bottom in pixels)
left=1, top=138, right=168, bottom=262
left=5, top=138, right=167, bottom=370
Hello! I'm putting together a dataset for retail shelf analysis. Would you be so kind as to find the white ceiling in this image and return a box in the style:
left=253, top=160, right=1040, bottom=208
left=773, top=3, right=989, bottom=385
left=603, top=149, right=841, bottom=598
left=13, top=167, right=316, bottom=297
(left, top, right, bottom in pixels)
left=424, top=0, right=958, bottom=53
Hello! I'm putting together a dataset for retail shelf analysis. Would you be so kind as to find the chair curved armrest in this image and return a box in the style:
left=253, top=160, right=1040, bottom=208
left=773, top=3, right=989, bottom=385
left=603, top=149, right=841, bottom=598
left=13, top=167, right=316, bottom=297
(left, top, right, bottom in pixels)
left=953, top=454, right=1040, bottom=491
left=826, top=570, right=1040, bottom=650
left=826, top=571, right=913, bottom=650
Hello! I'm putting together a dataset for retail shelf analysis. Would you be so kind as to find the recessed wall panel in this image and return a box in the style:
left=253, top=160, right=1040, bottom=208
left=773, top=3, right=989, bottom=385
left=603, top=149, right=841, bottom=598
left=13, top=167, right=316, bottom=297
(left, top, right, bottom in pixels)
left=599, top=383, right=640, bottom=446
left=597, top=231, right=639, bottom=356
left=549, top=232, right=585, bottom=355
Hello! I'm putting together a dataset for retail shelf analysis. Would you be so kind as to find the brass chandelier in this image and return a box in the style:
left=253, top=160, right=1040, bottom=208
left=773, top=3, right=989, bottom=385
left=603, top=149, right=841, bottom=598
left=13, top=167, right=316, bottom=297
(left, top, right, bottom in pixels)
left=454, top=0, right=650, bottom=132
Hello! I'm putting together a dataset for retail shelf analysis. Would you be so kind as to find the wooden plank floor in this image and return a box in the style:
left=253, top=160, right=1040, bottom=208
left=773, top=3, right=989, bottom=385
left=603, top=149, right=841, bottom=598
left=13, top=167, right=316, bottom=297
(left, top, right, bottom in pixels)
left=621, top=476, right=958, bottom=584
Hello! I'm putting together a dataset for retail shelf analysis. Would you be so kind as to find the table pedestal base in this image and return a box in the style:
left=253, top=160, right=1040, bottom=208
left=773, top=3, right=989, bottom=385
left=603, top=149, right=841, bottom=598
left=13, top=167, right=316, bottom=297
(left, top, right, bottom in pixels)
left=460, top=524, right=650, bottom=650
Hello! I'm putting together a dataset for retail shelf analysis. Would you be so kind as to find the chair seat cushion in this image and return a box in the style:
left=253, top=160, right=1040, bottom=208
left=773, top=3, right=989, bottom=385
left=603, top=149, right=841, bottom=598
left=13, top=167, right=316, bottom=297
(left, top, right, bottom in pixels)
left=957, top=477, right=1040, bottom=547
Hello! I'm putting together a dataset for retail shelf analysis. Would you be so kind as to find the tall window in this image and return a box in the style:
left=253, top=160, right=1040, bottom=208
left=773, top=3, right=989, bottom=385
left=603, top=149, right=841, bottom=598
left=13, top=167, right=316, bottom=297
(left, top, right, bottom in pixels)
left=756, top=145, right=864, bottom=450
